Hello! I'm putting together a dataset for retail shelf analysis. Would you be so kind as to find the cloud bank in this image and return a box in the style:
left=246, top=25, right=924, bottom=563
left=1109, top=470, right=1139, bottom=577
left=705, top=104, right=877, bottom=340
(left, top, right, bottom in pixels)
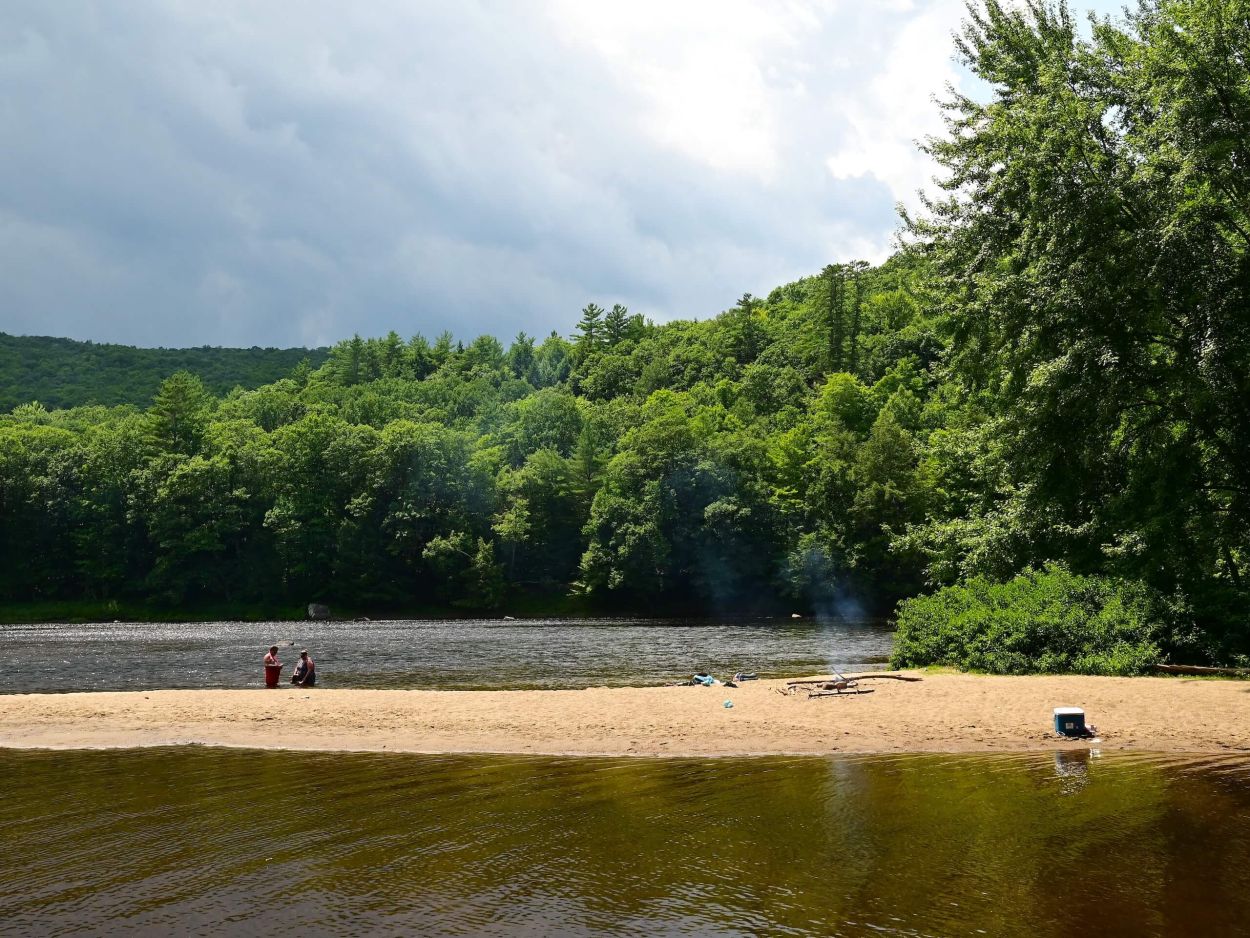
left=0, top=0, right=1119, bottom=347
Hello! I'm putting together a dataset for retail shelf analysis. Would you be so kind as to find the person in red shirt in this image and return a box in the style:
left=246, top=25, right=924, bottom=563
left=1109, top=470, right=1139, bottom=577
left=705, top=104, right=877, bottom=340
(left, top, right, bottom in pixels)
left=263, top=646, right=283, bottom=688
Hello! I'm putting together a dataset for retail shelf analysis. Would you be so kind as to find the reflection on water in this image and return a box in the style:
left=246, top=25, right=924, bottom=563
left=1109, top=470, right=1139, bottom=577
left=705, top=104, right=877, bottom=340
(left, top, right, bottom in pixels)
left=1053, top=748, right=1096, bottom=793
left=0, top=618, right=893, bottom=693
left=2, top=749, right=1250, bottom=936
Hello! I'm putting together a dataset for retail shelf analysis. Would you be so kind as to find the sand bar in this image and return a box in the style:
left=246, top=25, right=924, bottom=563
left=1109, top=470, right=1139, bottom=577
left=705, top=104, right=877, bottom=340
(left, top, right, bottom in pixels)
left=1, top=673, right=1248, bottom=756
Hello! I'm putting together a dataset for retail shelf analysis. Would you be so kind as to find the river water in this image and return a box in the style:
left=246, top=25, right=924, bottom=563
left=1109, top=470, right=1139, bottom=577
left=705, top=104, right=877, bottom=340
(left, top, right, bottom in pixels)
left=3, top=747, right=1250, bottom=936
left=0, top=617, right=893, bottom=693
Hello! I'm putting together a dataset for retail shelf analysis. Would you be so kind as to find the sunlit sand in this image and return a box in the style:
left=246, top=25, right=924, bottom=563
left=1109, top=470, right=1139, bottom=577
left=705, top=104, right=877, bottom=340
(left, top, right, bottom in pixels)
left=1, top=673, right=1246, bottom=756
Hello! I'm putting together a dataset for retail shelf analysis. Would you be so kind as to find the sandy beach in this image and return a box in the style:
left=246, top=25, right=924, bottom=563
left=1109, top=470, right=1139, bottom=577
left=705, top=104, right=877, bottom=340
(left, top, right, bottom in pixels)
left=1, top=672, right=1248, bottom=756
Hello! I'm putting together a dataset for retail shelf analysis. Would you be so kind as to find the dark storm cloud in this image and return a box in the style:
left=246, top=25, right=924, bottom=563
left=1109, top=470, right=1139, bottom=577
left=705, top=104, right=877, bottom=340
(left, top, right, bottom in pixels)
left=0, top=0, right=1119, bottom=348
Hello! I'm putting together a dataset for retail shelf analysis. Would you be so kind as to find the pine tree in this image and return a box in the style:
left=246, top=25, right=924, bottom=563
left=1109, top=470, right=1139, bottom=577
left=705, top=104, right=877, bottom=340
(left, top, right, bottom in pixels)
left=339, top=335, right=365, bottom=386
left=604, top=304, right=630, bottom=345
left=507, top=331, right=536, bottom=382
left=431, top=331, right=454, bottom=368
left=574, top=303, right=605, bottom=349
left=823, top=265, right=847, bottom=372
left=380, top=331, right=404, bottom=378
left=145, top=371, right=210, bottom=455
left=406, top=334, right=435, bottom=380
left=847, top=261, right=868, bottom=375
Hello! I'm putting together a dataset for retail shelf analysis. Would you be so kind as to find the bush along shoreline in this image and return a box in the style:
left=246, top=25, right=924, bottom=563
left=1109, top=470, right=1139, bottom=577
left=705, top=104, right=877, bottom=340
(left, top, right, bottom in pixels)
left=889, top=565, right=1186, bottom=676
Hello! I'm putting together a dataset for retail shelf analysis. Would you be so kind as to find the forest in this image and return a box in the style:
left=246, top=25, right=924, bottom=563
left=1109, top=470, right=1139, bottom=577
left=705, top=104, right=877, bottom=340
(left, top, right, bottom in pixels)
left=1, top=0, right=1246, bottom=669
left=0, top=333, right=329, bottom=411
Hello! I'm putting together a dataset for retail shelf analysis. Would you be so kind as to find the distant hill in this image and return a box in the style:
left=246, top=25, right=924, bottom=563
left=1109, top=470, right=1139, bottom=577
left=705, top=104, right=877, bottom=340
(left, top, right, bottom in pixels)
left=0, top=333, right=330, bottom=411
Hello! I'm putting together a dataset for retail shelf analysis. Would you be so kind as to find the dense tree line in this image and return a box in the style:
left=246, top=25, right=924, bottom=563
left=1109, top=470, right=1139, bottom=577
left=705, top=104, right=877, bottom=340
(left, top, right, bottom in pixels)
left=0, top=253, right=935, bottom=618
left=0, top=333, right=330, bottom=411
left=0, top=0, right=1245, bottom=661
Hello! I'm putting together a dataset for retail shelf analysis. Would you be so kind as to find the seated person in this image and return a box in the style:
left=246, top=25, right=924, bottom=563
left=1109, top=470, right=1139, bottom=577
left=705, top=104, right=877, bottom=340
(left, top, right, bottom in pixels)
left=291, top=649, right=316, bottom=687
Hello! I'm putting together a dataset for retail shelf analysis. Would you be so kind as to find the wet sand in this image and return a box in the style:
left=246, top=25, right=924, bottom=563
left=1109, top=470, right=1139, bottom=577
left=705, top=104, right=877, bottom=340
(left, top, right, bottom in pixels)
left=0, top=673, right=1247, bottom=756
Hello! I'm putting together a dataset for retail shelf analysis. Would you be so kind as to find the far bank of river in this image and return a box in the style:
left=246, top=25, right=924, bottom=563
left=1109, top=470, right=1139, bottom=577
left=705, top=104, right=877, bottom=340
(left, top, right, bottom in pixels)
left=0, top=594, right=819, bottom=625
left=2, top=672, right=1247, bottom=756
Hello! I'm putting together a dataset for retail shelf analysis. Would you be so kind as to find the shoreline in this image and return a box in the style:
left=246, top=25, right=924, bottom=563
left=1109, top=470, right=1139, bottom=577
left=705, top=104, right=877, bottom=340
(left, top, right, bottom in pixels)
left=0, top=598, right=800, bottom=625
left=2, top=673, right=1248, bottom=757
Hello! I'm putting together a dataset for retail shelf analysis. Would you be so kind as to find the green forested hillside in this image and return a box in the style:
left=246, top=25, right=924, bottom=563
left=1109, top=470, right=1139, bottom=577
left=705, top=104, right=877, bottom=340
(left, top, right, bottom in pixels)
left=0, top=333, right=330, bottom=411
left=1, top=0, right=1246, bottom=669
left=0, top=255, right=954, bottom=621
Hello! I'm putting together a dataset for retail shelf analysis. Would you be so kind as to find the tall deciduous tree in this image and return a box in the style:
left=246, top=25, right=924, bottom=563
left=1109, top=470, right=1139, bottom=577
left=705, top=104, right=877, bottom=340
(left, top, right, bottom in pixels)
left=912, top=0, right=1249, bottom=622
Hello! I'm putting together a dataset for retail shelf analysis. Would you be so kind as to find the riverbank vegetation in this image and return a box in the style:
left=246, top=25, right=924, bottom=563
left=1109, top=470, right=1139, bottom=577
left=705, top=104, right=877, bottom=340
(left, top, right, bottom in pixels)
left=891, top=566, right=1173, bottom=676
left=1, top=1, right=1246, bottom=666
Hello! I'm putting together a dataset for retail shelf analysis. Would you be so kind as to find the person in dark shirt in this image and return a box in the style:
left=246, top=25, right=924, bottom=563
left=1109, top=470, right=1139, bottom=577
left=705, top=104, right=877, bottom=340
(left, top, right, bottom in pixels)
left=291, top=649, right=316, bottom=687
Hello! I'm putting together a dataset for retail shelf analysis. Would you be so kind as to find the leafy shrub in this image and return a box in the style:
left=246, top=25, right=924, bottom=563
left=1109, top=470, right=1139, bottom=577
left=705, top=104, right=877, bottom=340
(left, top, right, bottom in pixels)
left=890, top=565, right=1167, bottom=676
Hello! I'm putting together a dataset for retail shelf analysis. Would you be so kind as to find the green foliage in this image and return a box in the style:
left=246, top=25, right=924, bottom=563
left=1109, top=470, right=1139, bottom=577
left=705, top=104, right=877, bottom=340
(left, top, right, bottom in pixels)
left=145, top=372, right=211, bottom=456
left=423, top=532, right=504, bottom=608
left=0, top=256, right=940, bottom=616
left=890, top=566, right=1168, bottom=676
left=0, top=333, right=328, bottom=411
left=910, top=0, right=1249, bottom=616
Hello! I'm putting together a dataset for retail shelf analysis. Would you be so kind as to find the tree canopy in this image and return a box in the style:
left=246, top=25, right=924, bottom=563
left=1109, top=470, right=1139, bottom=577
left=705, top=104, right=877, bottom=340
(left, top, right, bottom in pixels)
left=0, top=256, right=942, bottom=619
left=0, top=333, right=329, bottom=411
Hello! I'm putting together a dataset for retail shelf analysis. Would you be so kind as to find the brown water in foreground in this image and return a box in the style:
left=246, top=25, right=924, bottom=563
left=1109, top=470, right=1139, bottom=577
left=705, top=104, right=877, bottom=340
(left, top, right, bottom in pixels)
left=2, top=749, right=1250, bottom=936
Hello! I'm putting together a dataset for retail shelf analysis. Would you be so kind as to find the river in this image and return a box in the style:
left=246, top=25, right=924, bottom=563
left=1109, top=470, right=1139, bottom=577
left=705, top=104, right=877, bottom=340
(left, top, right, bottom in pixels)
left=0, top=617, right=893, bottom=693
left=3, top=748, right=1249, bottom=936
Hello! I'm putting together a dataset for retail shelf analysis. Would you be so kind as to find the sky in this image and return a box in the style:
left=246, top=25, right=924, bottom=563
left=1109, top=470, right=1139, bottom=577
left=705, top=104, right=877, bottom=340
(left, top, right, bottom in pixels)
left=0, top=0, right=1124, bottom=349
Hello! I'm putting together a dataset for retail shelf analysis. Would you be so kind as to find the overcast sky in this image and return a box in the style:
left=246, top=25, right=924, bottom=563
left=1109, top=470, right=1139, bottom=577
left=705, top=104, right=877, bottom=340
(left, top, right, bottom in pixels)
left=1, top=1, right=1123, bottom=348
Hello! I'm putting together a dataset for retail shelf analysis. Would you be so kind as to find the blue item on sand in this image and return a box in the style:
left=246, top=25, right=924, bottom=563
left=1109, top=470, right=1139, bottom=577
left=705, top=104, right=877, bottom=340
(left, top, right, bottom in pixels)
left=1053, top=707, right=1086, bottom=737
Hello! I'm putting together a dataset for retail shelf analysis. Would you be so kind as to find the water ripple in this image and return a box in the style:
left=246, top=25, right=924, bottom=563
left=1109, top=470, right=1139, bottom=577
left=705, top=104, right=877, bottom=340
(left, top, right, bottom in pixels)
left=0, top=618, right=893, bottom=694
left=3, top=748, right=1250, bottom=936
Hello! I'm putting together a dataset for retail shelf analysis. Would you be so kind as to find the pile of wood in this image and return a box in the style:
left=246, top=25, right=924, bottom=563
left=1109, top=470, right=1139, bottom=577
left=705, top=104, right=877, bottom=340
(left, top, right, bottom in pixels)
left=779, top=672, right=921, bottom=699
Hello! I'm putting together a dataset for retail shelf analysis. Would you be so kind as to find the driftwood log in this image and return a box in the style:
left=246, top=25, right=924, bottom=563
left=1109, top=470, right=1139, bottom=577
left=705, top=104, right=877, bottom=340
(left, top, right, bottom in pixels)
left=1153, top=664, right=1250, bottom=678
left=785, top=673, right=922, bottom=686
left=807, top=688, right=874, bottom=698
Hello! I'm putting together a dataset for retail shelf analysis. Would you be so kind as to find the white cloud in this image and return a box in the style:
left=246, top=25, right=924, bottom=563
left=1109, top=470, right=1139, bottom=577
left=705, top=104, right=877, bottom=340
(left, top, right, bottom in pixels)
left=0, top=0, right=1118, bottom=347
left=545, top=0, right=819, bottom=179
left=824, top=0, right=965, bottom=206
